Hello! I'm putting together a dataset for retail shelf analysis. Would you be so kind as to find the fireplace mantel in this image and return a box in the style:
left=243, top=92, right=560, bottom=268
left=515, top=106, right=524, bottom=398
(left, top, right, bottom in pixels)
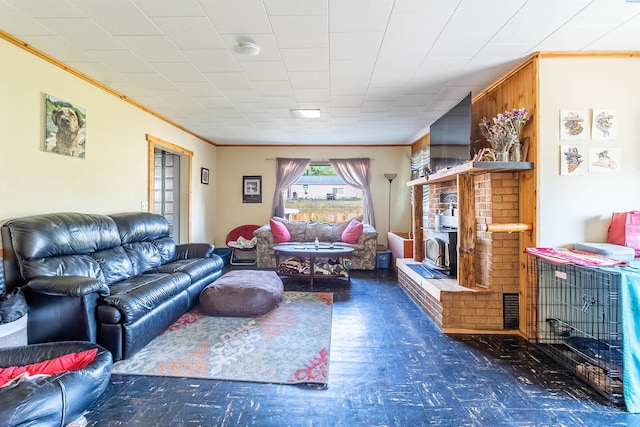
left=407, top=161, right=534, bottom=186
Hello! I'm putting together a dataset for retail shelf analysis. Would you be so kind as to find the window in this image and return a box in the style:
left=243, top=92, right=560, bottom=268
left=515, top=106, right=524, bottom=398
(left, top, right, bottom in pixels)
left=283, top=164, right=362, bottom=223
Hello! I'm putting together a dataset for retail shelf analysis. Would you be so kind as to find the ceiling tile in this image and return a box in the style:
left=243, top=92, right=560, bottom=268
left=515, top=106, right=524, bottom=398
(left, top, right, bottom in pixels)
left=183, top=49, right=241, bottom=73
left=240, top=61, right=288, bottom=81
left=252, top=81, right=294, bottom=97
left=330, top=0, right=394, bottom=32
left=330, top=32, right=384, bottom=61
left=288, top=71, right=329, bottom=89
left=5, top=0, right=84, bottom=18
left=35, top=18, right=122, bottom=50
left=173, top=81, right=222, bottom=97
left=0, top=2, right=53, bottom=36
left=270, top=15, right=328, bottom=49
left=281, top=48, right=329, bottom=71
left=204, top=72, right=252, bottom=90
left=132, top=0, right=205, bottom=17
left=120, top=72, right=177, bottom=90
left=151, top=17, right=226, bottom=49
left=115, top=35, right=185, bottom=62
left=16, top=35, right=96, bottom=63
left=293, top=88, right=329, bottom=103
left=67, top=0, right=160, bottom=35
left=330, top=95, right=365, bottom=108
left=330, top=60, right=375, bottom=80
left=200, top=0, right=271, bottom=34
left=219, top=89, right=262, bottom=103
left=262, top=96, right=298, bottom=108
left=151, top=62, right=206, bottom=82
left=263, top=0, right=327, bottom=15
left=85, top=49, right=156, bottom=73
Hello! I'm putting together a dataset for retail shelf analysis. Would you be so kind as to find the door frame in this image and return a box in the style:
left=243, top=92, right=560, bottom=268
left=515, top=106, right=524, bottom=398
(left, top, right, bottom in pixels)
left=146, top=134, right=193, bottom=242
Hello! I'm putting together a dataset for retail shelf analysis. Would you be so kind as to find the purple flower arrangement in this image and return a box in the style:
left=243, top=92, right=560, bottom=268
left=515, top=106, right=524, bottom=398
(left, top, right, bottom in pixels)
left=479, top=107, right=530, bottom=153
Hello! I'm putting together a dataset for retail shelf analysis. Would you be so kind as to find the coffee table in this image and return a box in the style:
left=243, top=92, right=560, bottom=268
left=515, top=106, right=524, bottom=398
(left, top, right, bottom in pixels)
left=273, top=244, right=354, bottom=286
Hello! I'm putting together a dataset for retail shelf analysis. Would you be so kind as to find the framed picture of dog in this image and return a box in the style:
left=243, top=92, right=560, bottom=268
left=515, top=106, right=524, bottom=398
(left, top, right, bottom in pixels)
left=43, top=94, right=87, bottom=158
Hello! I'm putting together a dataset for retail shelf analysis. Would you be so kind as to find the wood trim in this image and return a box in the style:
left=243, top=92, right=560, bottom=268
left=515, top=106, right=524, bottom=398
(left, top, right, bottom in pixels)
left=0, top=30, right=216, bottom=147
left=146, top=134, right=194, bottom=242
left=412, top=185, right=424, bottom=262
left=457, top=173, right=475, bottom=287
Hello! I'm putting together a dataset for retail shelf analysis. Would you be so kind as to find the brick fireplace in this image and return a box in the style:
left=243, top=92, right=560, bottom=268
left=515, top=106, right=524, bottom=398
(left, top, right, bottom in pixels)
left=398, top=169, right=525, bottom=332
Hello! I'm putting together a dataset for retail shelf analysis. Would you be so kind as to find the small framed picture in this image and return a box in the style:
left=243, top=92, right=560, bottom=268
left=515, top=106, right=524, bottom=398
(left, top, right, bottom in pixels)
left=243, top=175, right=262, bottom=203
left=201, top=168, right=209, bottom=185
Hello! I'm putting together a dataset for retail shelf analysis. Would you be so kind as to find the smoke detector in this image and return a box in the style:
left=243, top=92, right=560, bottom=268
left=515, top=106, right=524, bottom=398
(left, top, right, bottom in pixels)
left=238, top=42, right=260, bottom=56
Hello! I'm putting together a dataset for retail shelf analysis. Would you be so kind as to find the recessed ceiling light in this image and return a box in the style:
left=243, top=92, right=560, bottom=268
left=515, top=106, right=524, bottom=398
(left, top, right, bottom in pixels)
left=289, top=109, right=321, bottom=119
left=238, top=42, right=260, bottom=56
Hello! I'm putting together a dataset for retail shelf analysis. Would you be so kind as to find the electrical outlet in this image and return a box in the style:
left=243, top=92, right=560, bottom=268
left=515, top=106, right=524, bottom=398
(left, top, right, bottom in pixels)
left=141, top=201, right=149, bottom=211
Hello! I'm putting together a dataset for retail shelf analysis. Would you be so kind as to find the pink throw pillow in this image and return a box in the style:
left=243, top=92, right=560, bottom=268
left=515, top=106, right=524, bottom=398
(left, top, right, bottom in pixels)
left=270, top=219, right=291, bottom=243
left=341, top=219, right=363, bottom=244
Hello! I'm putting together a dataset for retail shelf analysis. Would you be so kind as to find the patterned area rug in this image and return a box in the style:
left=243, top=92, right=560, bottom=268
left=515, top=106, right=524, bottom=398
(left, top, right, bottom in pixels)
left=112, top=291, right=333, bottom=387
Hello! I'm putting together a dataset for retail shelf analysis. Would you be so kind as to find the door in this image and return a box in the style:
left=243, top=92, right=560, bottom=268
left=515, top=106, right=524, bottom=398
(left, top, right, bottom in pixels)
left=147, top=134, right=193, bottom=243
left=154, top=148, right=180, bottom=241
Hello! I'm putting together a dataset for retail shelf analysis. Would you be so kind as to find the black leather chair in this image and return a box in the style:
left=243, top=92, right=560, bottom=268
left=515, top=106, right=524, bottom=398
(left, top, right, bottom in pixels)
left=0, top=341, right=112, bottom=427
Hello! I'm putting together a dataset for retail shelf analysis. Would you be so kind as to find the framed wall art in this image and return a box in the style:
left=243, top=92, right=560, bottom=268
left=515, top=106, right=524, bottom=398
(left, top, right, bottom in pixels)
left=560, top=144, right=586, bottom=176
left=560, top=109, right=588, bottom=141
left=201, top=168, right=209, bottom=185
left=589, top=147, right=620, bottom=172
left=592, top=109, right=617, bottom=140
left=43, top=93, right=87, bottom=158
left=243, top=175, right=262, bottom=203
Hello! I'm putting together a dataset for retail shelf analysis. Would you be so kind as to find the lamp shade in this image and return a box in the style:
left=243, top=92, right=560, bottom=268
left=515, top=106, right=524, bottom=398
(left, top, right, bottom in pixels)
left=384, top=173, right=397, bottom=182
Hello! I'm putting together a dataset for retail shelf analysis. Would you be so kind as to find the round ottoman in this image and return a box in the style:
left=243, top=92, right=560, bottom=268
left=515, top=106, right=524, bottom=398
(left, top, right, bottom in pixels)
left=199, top=270, right=284, bottom=317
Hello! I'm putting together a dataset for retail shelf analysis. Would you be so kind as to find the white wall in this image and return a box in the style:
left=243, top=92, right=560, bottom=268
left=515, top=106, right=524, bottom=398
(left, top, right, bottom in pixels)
left=215, top=146, right=412, bottom=248
left=538, top=57, right=640, bottom=247
left=0, top=38, right=218, bottom=243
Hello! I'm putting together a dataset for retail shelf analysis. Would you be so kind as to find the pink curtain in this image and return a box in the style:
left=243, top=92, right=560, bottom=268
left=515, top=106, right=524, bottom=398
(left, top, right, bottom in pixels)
left=271, top=158, right=310, bottom=218
left=329, top=158, right=375, bottom=227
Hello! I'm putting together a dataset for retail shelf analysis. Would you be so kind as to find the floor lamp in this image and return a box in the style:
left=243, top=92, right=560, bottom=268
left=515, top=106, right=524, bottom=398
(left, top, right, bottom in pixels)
left=384, top=173, right=397, bottom=233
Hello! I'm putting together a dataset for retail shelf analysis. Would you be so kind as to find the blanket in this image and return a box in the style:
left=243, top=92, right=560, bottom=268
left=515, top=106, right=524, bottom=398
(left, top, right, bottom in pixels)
left=228, top=236, right=257, bottom=249
left=525, top=247, right=629, bottom=267
left=611, top=265, right=640, bottom=412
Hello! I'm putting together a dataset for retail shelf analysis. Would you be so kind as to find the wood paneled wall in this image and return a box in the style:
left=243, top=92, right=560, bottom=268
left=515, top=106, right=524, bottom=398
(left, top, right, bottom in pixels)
left=409, top=53, right=540, bottom=335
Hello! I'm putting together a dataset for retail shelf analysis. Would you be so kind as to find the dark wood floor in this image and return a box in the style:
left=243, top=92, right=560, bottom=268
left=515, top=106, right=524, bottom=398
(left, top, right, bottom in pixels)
left=85, top=268, right=639, bottom=426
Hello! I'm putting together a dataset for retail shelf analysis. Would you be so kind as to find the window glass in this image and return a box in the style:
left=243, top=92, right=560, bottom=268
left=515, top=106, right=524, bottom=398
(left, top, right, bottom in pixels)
left=283, top=164, right=363, bottom=223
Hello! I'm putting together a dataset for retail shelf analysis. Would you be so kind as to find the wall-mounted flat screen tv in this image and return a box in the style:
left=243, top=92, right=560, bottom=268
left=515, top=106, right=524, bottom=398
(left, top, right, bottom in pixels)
left=428, top=92, right=472, bottom=174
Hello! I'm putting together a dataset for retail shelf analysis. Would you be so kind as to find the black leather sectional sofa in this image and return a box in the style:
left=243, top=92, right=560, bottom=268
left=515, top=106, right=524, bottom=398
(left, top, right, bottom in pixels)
left=1, top=212, right=224, bottom=360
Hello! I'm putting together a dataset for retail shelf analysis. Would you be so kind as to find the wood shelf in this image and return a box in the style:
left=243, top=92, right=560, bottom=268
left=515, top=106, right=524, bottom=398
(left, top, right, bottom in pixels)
left=407, top=161, right=534, bottom=186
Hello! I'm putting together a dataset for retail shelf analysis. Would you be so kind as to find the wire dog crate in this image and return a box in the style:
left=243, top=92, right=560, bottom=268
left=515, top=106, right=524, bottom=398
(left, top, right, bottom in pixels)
left=526, top=255, right=624, bottom=404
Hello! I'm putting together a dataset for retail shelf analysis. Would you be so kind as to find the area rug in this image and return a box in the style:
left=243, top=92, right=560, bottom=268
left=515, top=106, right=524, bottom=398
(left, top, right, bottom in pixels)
left=111, top=291, right=333, bottom=387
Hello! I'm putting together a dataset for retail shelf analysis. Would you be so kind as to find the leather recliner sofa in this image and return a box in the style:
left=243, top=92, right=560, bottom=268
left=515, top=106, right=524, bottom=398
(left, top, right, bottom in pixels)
left=1, top=212, right=224, bottom=361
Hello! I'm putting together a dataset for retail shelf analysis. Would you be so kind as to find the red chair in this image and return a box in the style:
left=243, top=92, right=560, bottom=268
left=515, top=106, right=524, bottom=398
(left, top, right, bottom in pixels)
left=225, top=225, right=260, bottom=265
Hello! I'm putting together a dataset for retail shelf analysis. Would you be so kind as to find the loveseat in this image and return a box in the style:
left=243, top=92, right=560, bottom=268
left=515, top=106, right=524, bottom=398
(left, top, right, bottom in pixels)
left=1, top=212, right=224, bottom=361
left=254, top=217, right=378, bottom=270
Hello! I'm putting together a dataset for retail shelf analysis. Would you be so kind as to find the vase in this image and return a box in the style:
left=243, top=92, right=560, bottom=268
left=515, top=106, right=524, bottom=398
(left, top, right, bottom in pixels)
left=496, top=151, right=509, bottom=162
left=511, top=140, right=521, bottom=162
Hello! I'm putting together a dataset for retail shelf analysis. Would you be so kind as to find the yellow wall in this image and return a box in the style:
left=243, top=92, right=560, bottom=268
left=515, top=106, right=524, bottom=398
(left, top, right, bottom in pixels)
left=0, top=36, right=412, bottom=250
left=215, top=145, right=412, bottom=248
left=538, top=56, right=640, bottom=247
left=0, top=38, right=217, bottom=243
